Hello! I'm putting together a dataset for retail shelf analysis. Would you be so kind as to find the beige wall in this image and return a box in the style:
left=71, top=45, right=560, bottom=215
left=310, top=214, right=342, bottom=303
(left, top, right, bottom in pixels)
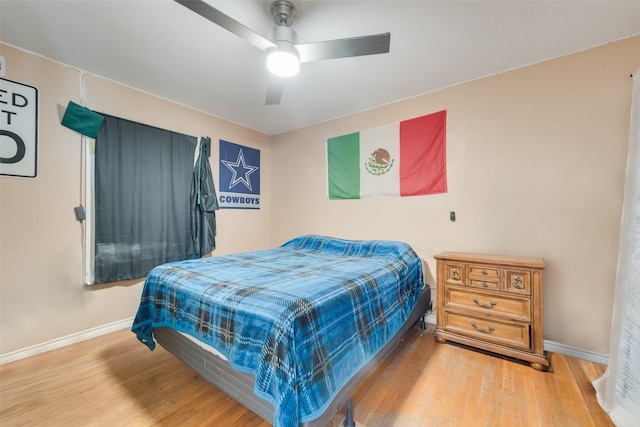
left=1, top=35, right=638, bottom=357
left=0, top=44, right=272, bottom=354
left=270, top=36, right=640, bottom=354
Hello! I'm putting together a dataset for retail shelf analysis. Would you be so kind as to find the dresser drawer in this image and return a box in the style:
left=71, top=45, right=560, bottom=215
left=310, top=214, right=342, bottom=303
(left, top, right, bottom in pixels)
left=469, top=278, right=500, bottom=291
left=505, top=269, right=531, bottom=295
left=443, top=262, right=465, bottom=286
left=445, top=288, right=531, bottom=322
left=469, top=264, right=499, bottom=280
left=468, top=264, right=500, bottom=290
left=443, top=311, right=531, bottom=350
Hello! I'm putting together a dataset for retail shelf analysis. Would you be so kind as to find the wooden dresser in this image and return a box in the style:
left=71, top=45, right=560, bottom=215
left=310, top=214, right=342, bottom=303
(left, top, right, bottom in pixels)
left=434, top=252, right=548, bottom=370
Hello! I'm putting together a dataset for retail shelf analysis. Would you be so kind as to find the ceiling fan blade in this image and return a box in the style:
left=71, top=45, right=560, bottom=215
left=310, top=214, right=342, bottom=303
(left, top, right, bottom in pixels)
left=265, top=78, right=285, bottom=105
left=175, top=0, right=276, bottom=51
left=296, top=32, right=390, bottom=63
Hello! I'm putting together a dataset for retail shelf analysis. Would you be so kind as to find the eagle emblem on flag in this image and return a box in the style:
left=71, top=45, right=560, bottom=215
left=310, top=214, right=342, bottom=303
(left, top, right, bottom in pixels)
left=365, top=148, right=395, bottom=175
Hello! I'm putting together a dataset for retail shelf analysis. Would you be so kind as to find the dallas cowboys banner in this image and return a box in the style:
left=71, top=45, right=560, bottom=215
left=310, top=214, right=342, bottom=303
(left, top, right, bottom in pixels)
left=218, top=139, right=260, bottom=209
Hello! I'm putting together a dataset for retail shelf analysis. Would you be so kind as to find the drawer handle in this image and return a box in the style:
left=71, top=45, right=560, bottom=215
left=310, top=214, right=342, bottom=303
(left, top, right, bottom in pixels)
left=471, top=322, right=495, bottom=334
left=511, top=275, right=525, bottom=289
left=481, top=269, right=488, bottom=275
left=451, top=268, right=461, bottom=281
left=472, top=297, right=497, bottom=309
left=481, top=281, right=488, bottom=288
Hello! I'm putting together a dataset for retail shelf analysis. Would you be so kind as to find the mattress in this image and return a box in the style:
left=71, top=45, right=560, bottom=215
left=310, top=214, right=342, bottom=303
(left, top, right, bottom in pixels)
left=132, top=235, right=425, bottom=427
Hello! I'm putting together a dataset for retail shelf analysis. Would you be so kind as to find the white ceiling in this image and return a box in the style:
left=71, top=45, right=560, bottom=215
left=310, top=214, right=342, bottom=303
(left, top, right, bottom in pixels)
left=1, top=0, right=639, bottom=136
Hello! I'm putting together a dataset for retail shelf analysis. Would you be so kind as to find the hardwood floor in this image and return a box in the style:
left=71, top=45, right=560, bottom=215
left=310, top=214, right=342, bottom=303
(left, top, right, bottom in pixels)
left=0, top=324, right=613, bottom=427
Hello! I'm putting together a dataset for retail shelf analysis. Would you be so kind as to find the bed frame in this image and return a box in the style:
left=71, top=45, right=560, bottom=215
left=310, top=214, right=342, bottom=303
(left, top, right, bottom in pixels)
left=154, top=287, right=431, bottom=426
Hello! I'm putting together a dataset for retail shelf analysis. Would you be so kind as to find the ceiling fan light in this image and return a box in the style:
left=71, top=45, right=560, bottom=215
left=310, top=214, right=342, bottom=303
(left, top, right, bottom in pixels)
left=267, top=46, right=300, bottom=78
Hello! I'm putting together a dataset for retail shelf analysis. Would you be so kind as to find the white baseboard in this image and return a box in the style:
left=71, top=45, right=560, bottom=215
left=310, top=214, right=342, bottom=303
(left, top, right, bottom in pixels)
left=0, top=317, right=134, bottom=365
left=543, top=340, right=609, bottom=365
left=424, top=313, right=608, bottom=365
left=426, top=312, right=437, bottom=325
left=1, top=315, right=609, bottom=367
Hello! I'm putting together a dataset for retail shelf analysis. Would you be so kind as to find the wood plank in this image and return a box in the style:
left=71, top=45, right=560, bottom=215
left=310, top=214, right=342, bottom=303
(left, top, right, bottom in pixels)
left=0, top=325, right=614, bottom=426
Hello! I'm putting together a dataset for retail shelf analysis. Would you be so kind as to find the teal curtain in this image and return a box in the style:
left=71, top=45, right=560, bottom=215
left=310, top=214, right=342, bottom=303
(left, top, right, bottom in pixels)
left=93, top=114, right=197, bottom=284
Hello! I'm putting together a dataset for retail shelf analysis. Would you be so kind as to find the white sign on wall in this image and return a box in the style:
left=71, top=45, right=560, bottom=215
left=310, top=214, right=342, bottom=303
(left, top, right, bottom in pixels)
left=1, top=78, right=39, bottom=178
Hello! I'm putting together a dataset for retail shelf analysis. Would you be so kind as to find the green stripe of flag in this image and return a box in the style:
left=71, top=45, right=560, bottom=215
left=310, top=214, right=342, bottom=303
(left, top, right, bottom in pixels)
left=327, top=132, right=360, bottom=199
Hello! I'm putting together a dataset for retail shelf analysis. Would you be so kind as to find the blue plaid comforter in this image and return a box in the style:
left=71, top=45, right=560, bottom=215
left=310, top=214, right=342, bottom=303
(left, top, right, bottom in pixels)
left=132, top=235, right=424, bottom=427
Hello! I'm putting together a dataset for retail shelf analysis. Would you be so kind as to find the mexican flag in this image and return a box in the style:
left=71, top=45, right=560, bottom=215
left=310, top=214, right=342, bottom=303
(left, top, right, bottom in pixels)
left=326, top=110, right=447, bottom=199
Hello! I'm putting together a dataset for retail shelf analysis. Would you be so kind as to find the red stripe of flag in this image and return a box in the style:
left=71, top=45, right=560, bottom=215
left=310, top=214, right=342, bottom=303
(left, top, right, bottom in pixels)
left=399, top=110, right=447, bottom=197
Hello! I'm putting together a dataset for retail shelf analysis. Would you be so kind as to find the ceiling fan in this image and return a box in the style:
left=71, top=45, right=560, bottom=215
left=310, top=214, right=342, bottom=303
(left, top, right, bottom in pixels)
left=175, top=0, right=391, bottom=105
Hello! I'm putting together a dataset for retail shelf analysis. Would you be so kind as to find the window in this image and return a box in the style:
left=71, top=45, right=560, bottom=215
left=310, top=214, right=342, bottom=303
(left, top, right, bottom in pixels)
left=84, top=114, right=216, bottom=284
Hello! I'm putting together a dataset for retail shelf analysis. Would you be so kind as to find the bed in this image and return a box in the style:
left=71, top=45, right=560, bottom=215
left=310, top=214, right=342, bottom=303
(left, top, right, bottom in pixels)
left=132, top=235, right=430, bottom=427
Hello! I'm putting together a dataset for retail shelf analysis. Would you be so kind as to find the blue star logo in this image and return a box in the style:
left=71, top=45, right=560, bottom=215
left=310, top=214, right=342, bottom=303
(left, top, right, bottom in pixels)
left=221, top=149, right=258, bottom=191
